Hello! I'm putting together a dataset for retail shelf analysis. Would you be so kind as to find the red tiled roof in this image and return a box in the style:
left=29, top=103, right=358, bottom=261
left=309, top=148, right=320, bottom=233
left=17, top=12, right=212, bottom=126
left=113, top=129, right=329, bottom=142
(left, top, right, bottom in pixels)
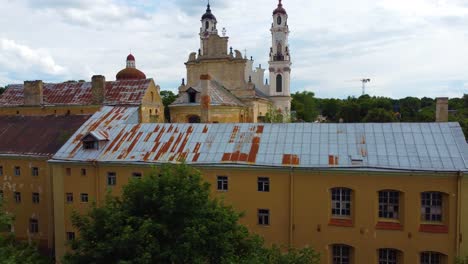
left=0, top=79, right=152, bottom=106
left=0, top=115, right=91, bottom=156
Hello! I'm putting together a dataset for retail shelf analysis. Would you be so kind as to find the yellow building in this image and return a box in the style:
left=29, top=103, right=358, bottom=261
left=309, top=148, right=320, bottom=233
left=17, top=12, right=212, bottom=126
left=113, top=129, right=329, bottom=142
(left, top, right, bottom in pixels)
left=0, top=114, right=90, bottom=254
left=50, top=106, right=468, bottom=263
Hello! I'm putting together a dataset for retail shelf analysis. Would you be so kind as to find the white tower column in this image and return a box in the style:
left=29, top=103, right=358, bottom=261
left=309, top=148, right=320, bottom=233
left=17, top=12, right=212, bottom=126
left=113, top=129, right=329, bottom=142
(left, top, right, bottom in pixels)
left=268, top=0, right=292, bottom=116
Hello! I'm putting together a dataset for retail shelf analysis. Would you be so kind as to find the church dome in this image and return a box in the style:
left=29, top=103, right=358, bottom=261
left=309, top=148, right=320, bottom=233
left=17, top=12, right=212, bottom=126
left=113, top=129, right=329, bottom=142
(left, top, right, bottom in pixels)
left=116, top=68, right=146, bottom=80
left=201, top=4, right=216, bottom=21
left=273, top=0, right=287, bottom=15
left=116, top=54, right=146, bottom=81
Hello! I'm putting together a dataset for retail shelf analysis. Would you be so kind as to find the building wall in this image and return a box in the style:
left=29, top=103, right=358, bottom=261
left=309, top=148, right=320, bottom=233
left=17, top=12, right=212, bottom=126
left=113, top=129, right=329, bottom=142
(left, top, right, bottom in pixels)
left=460, top=173, right=468, bottom=257
left=186, top=59, right=247, bottom=91
left=0, top=156, right=53, bottom=252
left=0, top=105, right=100, bottom=116
left=51, top=162, right=461, bottom=263
left=140, top=81, right=164, bottom=123
left=169, top=105, right=247, bottom=123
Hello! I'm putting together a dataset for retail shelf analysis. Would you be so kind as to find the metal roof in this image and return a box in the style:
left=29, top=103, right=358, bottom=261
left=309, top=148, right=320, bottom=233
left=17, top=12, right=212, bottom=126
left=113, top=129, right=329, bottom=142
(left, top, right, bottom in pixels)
left=53, top=106, right=468, bottom=172
left=0, top=79, right=153, bottom=106
left=0, top=115, right=91, bottom=157
left=171, top=79, right=246, bottom=107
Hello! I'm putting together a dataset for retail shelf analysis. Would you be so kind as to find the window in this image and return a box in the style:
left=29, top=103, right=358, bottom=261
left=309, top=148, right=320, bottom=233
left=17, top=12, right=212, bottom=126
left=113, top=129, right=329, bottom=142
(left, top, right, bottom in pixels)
left=258, top=177, right=270, bottom=192
left=379, top=248, right=398, bottom=264
left=205, top=20, right=209, bottom=30
left=14, top=192, right=21, bottom=203
left=332, top=244, right=351, bottom=264
left=421, top=192, right=442, bottom=222
left=32, top=193, right=40, bottom=204
left=217, top=176, right=228, bottom=191
left=420, top=252, right=444, bottom=264
left=81, top=169, right=87, bottom=176
left=276, top=74, right=283, bottom=92
left=83, top=141, right=98, bottom=150
left=32, top=167, right=39, bottom=177
left=277, top=16, right=282, bottom=25
left=379, top=191, right=399, bottom=219
left=0, top=166, right=3, bottom=176
left=188, top=91, right=196, bottom=103
left=66, top=168, right=71, bottom=176
left=29, top=219, right=39, bottom=233
left=107, top=172, right=117, bottom=186
left=258, top=209, right=270, bottom=225
left=132, top=172, right=142, bottom=179
left=66, top=193, right=73, bottom=203
left=188, top=115, right=201, bottom=123
left=331, top=188, right=351, bottom=217
left=66, top=232, right=75, bottom=241
left=14, top=166, right=21, bottom=176
left=80, top=193, right=88, bottom=203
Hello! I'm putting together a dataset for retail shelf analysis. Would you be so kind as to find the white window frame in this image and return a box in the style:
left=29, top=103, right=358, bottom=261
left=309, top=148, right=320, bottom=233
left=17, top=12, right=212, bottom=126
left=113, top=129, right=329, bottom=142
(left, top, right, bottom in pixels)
left=80, top=193, right=89, bottom=203
left=258, top=177, right=270, bottom=192
left=379, top=248, right=398, bottom=264
left=420, top=251, right=443, bottom=264
left=29, top=218, right=39, bottom=233
left=217, top=176, right=228, bottom=191
left=258, top=209, right=270, bottom=226
left=331, top=188, right=352, bottom=217
left=31, top=167, right=39, bottom=177
left=379, top=190, right=399, bottom=219
left=107, top=172, right=117, bottom=186
left=421, top=192, right=442, bottom=222
left=32, top=192, right=40, bottom=204
left=332, top=244, right=351, bottom=264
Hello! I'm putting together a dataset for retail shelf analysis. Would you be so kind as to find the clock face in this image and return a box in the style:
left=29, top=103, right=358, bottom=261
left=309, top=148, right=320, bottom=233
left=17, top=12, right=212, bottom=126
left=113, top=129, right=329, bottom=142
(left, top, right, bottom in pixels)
left=277, top=16, right=281, bottom=25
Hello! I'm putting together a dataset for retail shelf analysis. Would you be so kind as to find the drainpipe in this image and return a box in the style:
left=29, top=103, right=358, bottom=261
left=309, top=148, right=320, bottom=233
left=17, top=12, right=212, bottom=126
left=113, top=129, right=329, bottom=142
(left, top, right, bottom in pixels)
left=289, top=167, right=294, bottom=247
left=456, top=171, right=462, bottom=256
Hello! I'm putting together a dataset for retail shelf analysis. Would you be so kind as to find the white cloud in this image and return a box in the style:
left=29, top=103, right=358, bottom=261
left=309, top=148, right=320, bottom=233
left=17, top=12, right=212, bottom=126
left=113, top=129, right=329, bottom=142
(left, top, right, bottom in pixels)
left=0, top=0, right=466, bottom=99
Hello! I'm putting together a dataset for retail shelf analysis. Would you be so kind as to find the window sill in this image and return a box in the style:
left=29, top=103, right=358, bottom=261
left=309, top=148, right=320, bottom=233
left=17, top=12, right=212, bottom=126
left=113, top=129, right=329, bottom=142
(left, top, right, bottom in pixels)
left=419, top=224, right=448, bottom=233
left=329, top=218, right=353, bottom=227
left=376, top=221, right=403, bottom=230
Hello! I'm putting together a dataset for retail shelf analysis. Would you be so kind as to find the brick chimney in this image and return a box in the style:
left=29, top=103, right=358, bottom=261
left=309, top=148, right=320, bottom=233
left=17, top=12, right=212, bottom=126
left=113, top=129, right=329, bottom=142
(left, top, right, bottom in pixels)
left=436, top=97, right=448, bottom=122
left=23, top=80, right=43, bottom=106
left=91, top=75, right=106, bottom=104
left=200, top=74, right=211, bottom=123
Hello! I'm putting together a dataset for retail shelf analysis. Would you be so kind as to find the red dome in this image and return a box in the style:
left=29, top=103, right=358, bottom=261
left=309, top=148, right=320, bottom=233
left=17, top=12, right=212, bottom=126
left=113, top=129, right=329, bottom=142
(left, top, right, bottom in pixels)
left=273, top=0, right=287, bottom=15
left=116, top=68, right=146, bottom=81
left=126, top=54, right=135, bottom=61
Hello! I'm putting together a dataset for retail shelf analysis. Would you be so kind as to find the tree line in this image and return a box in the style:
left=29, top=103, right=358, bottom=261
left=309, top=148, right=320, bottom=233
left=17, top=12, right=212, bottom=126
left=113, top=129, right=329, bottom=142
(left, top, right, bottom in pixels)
left=292, top=92, right=468, bottom=137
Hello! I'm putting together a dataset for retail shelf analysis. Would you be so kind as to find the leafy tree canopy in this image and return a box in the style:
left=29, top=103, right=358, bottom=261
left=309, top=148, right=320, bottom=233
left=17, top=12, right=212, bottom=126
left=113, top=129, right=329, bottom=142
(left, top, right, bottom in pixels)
left=160, top=90, right=177, bottom=122
left=64, top=164, right=319, bottom=264
left=0, top=87, right=5, bottom=95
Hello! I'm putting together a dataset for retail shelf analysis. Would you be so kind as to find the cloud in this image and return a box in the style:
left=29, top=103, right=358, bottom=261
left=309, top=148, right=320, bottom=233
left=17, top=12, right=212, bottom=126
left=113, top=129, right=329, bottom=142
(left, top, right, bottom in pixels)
left=0, top=38, right=66, bottom=82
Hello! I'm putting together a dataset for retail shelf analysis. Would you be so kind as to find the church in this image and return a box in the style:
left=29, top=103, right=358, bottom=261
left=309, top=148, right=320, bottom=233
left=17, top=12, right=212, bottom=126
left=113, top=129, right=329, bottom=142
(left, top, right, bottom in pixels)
left=169, top=1, right=292, bottom=123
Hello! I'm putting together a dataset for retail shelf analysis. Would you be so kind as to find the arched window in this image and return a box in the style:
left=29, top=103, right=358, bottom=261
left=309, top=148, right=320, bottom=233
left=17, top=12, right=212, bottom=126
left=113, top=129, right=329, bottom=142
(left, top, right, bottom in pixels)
left=378, top=248, right=402, bottom=264
left=188, top=115, right=201, bottom=123
left=277, top=16, right=282, bottom=25
left=420, top=251, right=446, bottom=264
left=276, top=74, right=283, bottom=93
left=205, top=21, right=209, bottom=30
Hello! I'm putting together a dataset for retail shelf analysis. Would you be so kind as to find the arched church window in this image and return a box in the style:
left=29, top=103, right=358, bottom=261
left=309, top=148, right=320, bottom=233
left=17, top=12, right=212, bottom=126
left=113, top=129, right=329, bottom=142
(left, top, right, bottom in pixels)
left=205, top=21, right=209, bottom=30
left=277, top=16, right=282, bottom=25
left=276, top=74, right=283, bottom=93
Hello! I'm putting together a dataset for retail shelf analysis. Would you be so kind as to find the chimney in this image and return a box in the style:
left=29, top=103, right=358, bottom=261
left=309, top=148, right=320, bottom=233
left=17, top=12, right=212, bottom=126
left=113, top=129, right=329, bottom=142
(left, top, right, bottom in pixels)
left=91, top=75, right=106, bottom=104
left=436, top=97, right=448, bottom=122
left=200, top=74, right=211, bottom=123
left=23, top=80, right=43, bottom=106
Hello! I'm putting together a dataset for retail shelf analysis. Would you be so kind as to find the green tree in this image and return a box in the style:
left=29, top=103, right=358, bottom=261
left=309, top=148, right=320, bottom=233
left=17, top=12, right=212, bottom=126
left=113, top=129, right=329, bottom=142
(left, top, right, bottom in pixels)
left=64, top=164, right=319, bottom=264
left=399, top=97, right=421, bottom=121
left=0, top=87, right=4, bottom=95
left=160, top=90, right=177, bottom=122
left=338, top=101, right=361, bottom=122
left=319, top=99, right=342, bottom=121
left=363, top=108, right=396, bottom=122
left=0, top=201, right=50, bottom=264
left=291, top=91, right=318, bottom=122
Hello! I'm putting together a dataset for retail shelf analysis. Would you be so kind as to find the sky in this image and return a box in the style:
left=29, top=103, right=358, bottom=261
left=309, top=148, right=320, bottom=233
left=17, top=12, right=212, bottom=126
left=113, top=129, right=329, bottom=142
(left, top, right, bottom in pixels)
left=0, top=0, right=467, bottom=99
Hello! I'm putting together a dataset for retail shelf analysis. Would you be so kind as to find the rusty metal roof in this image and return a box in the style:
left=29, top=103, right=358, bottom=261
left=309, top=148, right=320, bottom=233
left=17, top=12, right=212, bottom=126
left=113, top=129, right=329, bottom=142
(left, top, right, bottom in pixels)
left=0, top=115, right=91, bottom=157
left=171, top=80, right=245, bottom=107
left=53, top=106, right=468, bottom=172
left=0, top=79, right=153, bottom=106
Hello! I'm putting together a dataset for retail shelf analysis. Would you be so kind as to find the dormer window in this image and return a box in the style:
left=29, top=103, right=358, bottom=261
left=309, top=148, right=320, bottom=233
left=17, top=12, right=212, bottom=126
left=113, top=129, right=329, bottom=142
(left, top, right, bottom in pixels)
left=187, top=88, right=198, bottom=103
left=81, top=131, right=109, bottom=150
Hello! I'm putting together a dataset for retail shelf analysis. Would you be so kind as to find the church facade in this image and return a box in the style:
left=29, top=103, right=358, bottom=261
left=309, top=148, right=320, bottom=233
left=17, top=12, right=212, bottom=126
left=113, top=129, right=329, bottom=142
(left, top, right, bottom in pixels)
left=169, top=1, right=292, bottom=123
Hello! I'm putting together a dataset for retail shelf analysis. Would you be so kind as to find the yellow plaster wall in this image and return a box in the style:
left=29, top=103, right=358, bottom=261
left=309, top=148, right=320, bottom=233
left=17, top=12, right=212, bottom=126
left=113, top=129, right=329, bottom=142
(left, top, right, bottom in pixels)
left=51, top=162, right=461, bottom=263
left=140, top=81, right=164, bottom=123
left=0, top=157, right=53, bottom=252
left=460, top=174, right=468, bottom=257
left=169, top=105, right=247, bottom=123
left=186, top=59, right=247, bottom=91
left=0, top=105, right=99, bottom=117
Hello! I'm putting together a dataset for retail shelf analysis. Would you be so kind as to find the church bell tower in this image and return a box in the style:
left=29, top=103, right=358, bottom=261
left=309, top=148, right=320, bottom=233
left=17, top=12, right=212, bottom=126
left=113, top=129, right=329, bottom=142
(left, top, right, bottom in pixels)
left=268, top=0, right=292, bottom=114
left=199, top=3, right=218, bottom=56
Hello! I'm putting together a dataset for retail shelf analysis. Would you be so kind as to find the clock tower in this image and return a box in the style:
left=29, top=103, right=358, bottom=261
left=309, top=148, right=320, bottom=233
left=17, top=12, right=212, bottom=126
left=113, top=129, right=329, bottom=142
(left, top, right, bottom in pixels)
left=268, top=0, right=292, bottom=115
